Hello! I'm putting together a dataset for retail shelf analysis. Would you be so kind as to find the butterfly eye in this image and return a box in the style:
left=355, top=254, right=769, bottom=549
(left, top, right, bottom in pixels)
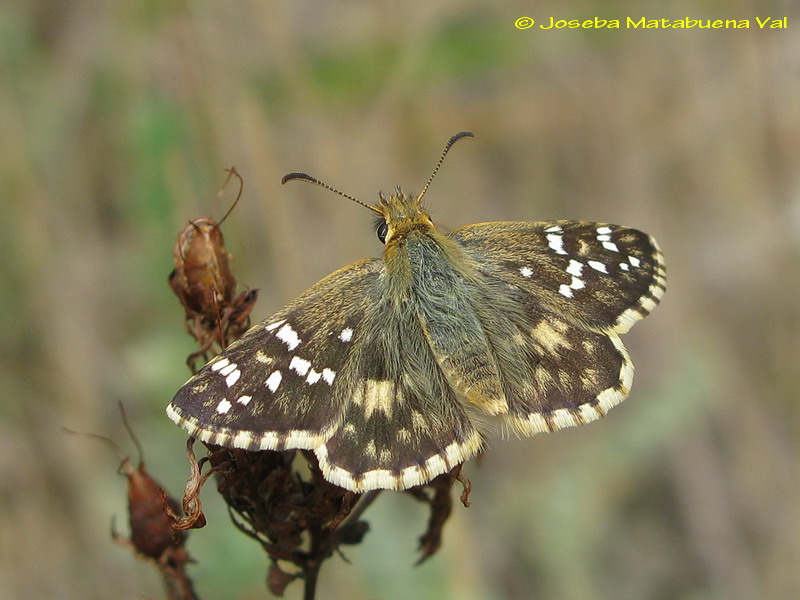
left=376, top=221, right=389, bottom=244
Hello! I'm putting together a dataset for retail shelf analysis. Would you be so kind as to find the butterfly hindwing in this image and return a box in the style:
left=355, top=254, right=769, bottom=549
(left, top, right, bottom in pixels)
left=168, top=257, right=485, bottom=492
left=478, top=288, right=634, bottom=436
left=318, top=305, right=483, bottom=491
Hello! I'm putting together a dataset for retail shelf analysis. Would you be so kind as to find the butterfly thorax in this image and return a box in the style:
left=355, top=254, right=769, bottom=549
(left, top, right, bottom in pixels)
left=377, top=191, right=480, bottom=295
left=372, top=192, right=507, bottom=415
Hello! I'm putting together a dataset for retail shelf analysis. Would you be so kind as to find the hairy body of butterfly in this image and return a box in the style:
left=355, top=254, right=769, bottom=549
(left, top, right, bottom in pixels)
left=168, top=134, right=666, bottom=493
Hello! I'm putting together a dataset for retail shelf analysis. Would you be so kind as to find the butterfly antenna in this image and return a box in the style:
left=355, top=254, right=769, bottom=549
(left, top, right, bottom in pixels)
left=416, top=131, right=474, bottom=203
left=282, top=172, right=383, bottom=216
left=217, top=166, right=244, bottom=226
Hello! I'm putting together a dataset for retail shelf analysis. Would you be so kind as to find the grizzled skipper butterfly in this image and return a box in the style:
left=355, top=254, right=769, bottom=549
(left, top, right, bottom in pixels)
left=168, top=132, right=666, bottom=493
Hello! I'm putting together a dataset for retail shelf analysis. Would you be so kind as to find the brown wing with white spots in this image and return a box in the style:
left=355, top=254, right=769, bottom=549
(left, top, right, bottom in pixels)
left=448, top=221, right=666, bottom=333
left=168, top=259, right=383, bottom=452
left=315, top=304, right=484, bottom=492
left=168, top=257, right=484, bottom=493
left=446, top=220, right=664, bottom=436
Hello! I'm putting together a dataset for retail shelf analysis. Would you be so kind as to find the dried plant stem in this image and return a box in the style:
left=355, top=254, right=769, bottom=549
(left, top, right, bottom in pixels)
left=162, top=565, right=200, bottom=600
left=299, top=490, right=382, bottom=600
left=301, top=538, right=321, bottom=600
left=338, top=490, right=382, bottom=530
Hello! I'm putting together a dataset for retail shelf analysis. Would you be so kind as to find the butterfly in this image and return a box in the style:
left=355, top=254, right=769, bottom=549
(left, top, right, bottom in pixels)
left=167, top=132, right=666, bottom=493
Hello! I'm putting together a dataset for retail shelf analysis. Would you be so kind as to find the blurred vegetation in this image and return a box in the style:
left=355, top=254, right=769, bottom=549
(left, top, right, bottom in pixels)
left=1, top=1, right=799, bottom=599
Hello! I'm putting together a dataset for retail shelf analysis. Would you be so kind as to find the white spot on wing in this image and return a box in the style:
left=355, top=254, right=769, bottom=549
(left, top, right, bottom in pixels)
left=520, top=266, right=533, bottom=278
left=546, top=233, right=568, bottom=255
left=216, top=399, right=232, bottom=414
left=289, top=356, right=311, bottom=376
left=322, top=368, right=336, bottom=385
left=306, top=369, right=322, bottom=384
left=596, top=226, right=612, bottom=234
left=640, top=295, right=658, bottom=312
left=218, top=362, right=237, bottom=376
left=339, top=328, right=354, bottom=342
left=444, top=442, right=463, bottom=466
left=225, top=369, right=241, bottom=387
left=566, top=259, right=584, bottom=277
left=620, top=262, right=630, bottom=271
left=237, top=395, right=252, bottom=405
left=588, top=260, right=608, bottom=273
left=276, top=323, right=302, bottom=350
left=558, top=284, right=573, bottom=298
left=232, top=431, right=254, bottom=447
left=265, top=319, right=285, bottom=332
left=552, top=408, right=579, bottom=428
left=628, top=255, right=641, bottom=267
left=570, top=277, right=585, bottom=290
left=401, top=466, right=424, bottom=488
left=265, top=370, right=282, bottom=393
left=602, top=241, right=620, bottom=252
left=545, top=225, right=562, bottom=233
left=211, top=358, right=230, bottom=371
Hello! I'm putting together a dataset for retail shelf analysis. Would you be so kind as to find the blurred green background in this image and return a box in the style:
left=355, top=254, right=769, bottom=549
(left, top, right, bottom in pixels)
left=1, top=1, right=799, bottom=599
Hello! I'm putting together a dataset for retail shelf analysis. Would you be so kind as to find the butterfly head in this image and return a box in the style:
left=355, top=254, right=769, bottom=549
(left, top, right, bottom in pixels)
left=282, top=132, right=473, bottom=249
left=374, top=188, right=435, bottom=245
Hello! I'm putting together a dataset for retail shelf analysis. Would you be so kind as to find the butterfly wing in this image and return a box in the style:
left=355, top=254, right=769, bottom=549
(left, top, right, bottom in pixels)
left=169, top=219, right=664, bottom=491
left=447, top=220, right=666, bottom=435
left=168, top=259, right=383, bottom=451
left=168, top=258, right=483, bottom=492
left=449, top=220, right=666, bottom=333
left=315, top=298, right=483, bottom=492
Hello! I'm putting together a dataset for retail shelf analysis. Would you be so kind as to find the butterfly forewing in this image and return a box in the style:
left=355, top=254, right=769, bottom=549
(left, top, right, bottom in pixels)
left=448, top=221, right=666, bottom=333
left=168, top=259, right=383, bottom=450
left=168, top=257, right=485, bottom=492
